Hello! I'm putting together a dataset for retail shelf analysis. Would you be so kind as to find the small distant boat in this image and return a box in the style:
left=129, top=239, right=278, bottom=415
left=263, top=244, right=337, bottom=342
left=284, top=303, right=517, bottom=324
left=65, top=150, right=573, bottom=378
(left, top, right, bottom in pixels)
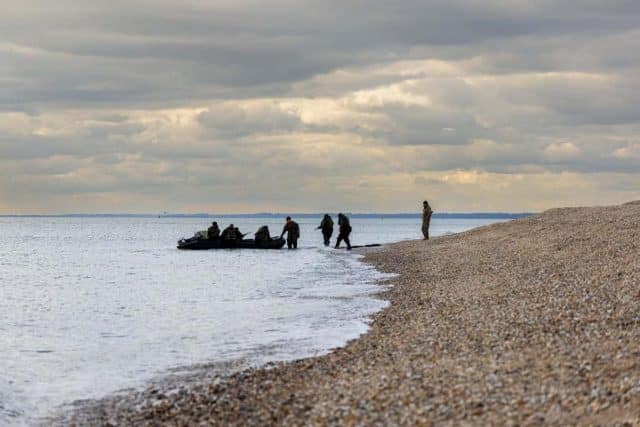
left=177, top=234, right=286, bottom=250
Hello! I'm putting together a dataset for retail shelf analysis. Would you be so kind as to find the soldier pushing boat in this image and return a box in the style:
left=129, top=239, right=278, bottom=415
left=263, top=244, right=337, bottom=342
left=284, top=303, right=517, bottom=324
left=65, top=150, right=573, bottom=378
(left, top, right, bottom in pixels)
left=280, top=216, right=300, bottom=249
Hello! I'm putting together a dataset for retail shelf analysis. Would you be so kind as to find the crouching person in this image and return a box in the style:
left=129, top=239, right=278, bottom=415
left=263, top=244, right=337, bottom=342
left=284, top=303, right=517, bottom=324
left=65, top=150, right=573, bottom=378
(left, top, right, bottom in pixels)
left=207, top=221, right=220, bottom=239
left=254, top=225, right=271, bottom=248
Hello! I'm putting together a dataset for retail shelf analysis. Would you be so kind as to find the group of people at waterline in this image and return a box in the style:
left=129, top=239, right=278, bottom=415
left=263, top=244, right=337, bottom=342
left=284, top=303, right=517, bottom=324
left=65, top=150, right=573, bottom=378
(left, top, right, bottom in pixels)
left=205, top=213, right=353, bottom=250
left=204, top=201, right=433, bottom=250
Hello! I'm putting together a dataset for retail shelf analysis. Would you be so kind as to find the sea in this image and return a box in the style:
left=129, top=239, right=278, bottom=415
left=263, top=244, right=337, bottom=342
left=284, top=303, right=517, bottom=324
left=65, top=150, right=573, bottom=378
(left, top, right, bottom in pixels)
left=0, top=214, right=520, bottom=425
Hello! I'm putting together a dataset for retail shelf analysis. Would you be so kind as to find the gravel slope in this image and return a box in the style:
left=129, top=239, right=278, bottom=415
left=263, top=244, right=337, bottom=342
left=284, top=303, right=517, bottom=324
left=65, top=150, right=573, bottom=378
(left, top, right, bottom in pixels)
left=64, top=201, right=640, bottom=426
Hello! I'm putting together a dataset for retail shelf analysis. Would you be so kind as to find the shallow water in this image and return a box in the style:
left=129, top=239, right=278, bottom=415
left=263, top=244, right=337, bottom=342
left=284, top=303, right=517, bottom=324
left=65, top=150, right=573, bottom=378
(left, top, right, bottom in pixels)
left=0, top=216, right=504, bottom=425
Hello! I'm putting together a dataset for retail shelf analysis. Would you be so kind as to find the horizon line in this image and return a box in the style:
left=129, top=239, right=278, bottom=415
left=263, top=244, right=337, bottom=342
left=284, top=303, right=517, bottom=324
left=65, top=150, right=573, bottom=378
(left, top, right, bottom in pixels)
left=0, top=212, right=534, bottom=218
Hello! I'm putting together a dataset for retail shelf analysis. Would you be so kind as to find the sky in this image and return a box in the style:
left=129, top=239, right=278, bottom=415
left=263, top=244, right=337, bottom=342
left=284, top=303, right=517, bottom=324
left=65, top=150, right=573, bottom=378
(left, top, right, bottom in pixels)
left=1, top=1, right=639, bottom=214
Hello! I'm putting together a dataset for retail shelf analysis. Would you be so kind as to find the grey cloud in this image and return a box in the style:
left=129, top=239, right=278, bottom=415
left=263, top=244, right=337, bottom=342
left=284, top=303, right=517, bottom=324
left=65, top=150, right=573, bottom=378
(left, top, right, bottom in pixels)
left=0, top=122, right=141, bottom=159
left=375, top=105, right=487, bottom=146
left=3, top=1, right=640, bottom=107
left=197, top=103, right=302, bottom=137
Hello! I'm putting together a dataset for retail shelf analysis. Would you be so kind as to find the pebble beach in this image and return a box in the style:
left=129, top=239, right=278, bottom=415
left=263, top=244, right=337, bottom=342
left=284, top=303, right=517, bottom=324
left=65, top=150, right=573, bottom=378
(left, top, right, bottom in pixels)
left=61, top=201, right=640, bottom=425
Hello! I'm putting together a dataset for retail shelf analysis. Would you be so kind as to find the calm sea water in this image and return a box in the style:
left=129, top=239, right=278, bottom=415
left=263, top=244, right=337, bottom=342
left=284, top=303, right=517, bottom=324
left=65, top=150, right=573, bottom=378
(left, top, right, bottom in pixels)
left=0, top=216, right=505, bottom=425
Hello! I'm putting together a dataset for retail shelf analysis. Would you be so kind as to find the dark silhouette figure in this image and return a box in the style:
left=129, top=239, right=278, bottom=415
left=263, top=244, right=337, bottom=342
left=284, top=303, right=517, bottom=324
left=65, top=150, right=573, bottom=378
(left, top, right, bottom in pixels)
left=221, top=224, right=237, bottom=242
left=280, top=216, right=300, bottom=249
left=335, top=213, right=352, bottom=250
left=254, top=225, right=271, bottom=248
left=317, top=214, right=334, bottom=246
left=422, top=200, right=433, bottom=240
left=233, top=227, right=243, bottom=239
left=207, top=221, right=220, bottom=239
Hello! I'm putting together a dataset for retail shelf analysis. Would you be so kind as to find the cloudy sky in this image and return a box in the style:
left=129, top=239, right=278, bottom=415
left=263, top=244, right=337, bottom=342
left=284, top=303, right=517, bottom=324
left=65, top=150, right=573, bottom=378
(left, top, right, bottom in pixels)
left=1, top=1, right=639, bottom=213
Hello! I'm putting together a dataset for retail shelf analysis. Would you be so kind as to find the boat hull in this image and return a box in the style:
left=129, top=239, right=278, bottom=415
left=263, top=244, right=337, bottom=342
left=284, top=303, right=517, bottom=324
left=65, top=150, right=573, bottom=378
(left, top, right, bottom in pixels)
left=177, top=237, right=286, bottom=250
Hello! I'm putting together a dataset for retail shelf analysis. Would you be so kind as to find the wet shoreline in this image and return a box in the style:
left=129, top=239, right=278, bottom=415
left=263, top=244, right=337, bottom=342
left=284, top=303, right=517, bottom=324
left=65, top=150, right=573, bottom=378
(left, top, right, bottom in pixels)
left=43, top=251, right=392, bottom=426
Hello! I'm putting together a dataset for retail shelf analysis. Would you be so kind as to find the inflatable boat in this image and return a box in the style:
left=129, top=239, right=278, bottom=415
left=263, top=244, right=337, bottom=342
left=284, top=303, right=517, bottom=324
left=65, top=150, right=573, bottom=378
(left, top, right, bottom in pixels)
left=177, top=235, right=286, bottom=250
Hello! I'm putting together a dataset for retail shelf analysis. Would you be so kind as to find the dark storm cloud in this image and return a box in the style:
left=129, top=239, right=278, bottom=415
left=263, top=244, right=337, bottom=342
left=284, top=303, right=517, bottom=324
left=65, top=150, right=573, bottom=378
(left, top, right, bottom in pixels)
left=2, top=1, right=640, bottom=106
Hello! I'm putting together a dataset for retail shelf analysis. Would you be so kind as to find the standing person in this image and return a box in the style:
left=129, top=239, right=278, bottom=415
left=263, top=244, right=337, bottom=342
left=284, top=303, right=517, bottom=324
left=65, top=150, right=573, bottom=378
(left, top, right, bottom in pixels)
left=422, top=200, right=433, bottom=240
left=316, top=214, right=334, bottom=246
left=207, top=221, right=220, bottom=239
left=280, top=216, right=300, bottom=249
left=335, top=213, right=352, bottom=250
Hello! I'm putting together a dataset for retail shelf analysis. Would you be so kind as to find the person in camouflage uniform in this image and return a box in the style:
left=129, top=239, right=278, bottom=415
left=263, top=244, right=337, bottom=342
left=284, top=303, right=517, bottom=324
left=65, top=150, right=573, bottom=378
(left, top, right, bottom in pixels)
left=317, top=214, right=334, bottom=246
left=335, top=213, right=352, bottom=250
left=221, top=224, right=237, bottom=241
left=422, top=200, right=433, bottom=240
left=233, top=227, right=244, bottom=240
left=280, top=216, right=300, bottom=249
left=254, top=225, right=271, bottom=248
left=207, top=221, right=220, bottom=239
